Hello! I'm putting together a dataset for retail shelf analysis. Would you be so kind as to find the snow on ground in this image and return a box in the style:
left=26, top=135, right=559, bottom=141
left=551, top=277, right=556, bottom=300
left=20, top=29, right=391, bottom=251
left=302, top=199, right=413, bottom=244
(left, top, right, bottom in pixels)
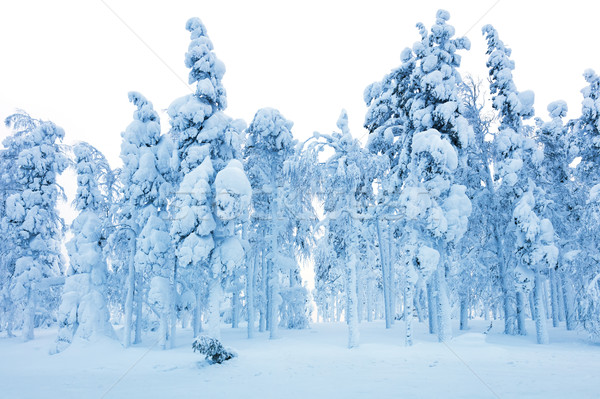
left=0, top=319, right=598, bottom=399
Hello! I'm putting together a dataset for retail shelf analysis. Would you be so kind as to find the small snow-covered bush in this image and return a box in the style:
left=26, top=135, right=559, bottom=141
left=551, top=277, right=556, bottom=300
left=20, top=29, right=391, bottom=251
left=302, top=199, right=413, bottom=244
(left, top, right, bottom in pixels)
left=192, top=336, right=237, bottom=364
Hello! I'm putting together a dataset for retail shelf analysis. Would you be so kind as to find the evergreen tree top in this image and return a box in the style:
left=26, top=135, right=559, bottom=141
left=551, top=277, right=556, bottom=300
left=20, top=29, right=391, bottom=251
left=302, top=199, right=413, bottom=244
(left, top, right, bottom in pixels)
left=185, top=17, right=227, bottom=111
left=483, top=24, right=534, bottom=130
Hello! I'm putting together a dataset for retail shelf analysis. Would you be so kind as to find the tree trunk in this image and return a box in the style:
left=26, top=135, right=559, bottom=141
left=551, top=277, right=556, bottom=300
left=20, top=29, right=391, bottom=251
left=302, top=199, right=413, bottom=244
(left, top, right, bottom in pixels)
left=346, top=243, right=360, bottom=348
left=366, top=279, right=373, bottom=322
left=436, top=265, right=452, bottom=342
left=232, top=281, right=240, bottom=329
left=497, top=236, right=516, bottom=335
left=123, top=237, right=136, bottom=348
left=247, top=251, right=256, bottom=339
left=404, top=282, right=414, bottom=346
left=133, top=275, right=143, bottom=345
left=529, top=291, right=536, bottom=320
left=533, top=272, right=549, bottom=344
left=427, top=280, right=438, bottom=335
left=193, top=286, right=202, bottom=338
left=259, top=249, right=267, bottom=333
left=268, top=262, right=279, bottom=339
left=206, top=278, right=222, bottom=340
left=415, top=283, right=426, bottom=323
left=557, top=274, right=565, bottom=322
left=23, top=287, right=35, bottom=341
left=169, top=262, right=177, bottom=349
left=376, top=218, right=392, bottom=329
left=543, top=278, right=551, bottom=320
left=356, top=271, right=364, bottom=324
left=549, top=268, right=559, bottom=327
left=158, top=301, right=168, bottom=350
left=387, top=227, right=395, bottom=325
left=268, top=186, right=280, bottom=340
left=459, top=293, right=469, bottom=331
left=516, top=290, right=527, bottom=335
left=562, top=276, right=576, bottom=331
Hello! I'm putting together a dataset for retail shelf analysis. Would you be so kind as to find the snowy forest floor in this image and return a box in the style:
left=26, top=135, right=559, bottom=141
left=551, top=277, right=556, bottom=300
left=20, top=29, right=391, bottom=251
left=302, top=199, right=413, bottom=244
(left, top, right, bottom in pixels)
left=1, top=319, right=599, bottom=399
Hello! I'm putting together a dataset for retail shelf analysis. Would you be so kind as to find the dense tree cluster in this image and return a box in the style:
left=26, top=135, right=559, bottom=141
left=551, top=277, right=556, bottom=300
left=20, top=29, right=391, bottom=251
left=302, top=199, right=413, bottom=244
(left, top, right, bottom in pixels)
left=1, top=11, right=600, bottom=349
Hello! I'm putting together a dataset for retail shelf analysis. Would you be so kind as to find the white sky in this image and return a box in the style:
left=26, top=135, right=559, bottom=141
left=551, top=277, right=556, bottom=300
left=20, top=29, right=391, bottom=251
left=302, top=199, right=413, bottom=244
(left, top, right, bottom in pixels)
left=1, top=0, right=599, bottom=167
left=0, top=0, right=598, bottom=229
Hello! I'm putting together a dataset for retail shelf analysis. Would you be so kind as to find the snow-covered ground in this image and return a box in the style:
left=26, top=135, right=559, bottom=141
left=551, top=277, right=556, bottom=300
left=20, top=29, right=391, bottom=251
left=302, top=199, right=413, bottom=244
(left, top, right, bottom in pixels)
left=1, top=320, right=598, bottom=399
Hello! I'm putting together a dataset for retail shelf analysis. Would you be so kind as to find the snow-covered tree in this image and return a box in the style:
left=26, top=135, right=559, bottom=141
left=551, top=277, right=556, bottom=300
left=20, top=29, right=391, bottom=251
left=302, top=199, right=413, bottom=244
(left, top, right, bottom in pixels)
left=55, top=143, right=115, bottom=352
left=170, top=18, right=248, bottom=340
left=535, top=101, right=579, bottom=330
left=483, top=24, right=549, bottom=339
left=573, top=69, right=600, bottom=340
left=244, top=108, right=298, bottom=339
left=3, top=112, right=68, bottom=340
left=457, top=76, right=502, bottom=329
left=308, top=110, right=382, bottom=347
left=395, top=10, right=472, bottom=343
left=512, top=184, right=557, bottom=344
left=124, top=92, right=175, bottom=349
left=211, top=159, right=251, bottom=337
left=363, top=38, right=416, bottom=329
left=0, top=113, right=39, bottom=337
left=575, top=69, right=600, bottom=184
left=118, top=91, right=173, bottom=347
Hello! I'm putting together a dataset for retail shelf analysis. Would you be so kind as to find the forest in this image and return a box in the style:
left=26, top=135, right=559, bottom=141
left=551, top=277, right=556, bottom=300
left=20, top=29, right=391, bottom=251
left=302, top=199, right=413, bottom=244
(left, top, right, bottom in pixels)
left=1, top=9, right=600, bottom=357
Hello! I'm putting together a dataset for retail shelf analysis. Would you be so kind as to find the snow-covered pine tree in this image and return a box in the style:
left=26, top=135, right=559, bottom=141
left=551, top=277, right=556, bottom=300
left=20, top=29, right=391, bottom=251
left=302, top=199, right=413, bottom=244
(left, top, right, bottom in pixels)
left=575, top=69, right=600, bottom=184
left=573, top=69, right=600, bottom=340
left=244, top=108, right=296, bottom=339
left=308, top=110, right=382, bottom=348
left=118, top=91, right=172, bottom=347
left=3, top=112, right=68, bottom=341
left=122, top=92, right=176, bottom=349
left=397, top=10, right=473, bottom=343
left=363, top=41, right=416, bottom=329
left=0, top=114, right=39, bottom=337
left=55, top=142, right=115, bottom=352
left=211, top=159, right=251, bottom=338
left=512, top=183, right=557, bottom=344
left=0, top=120, right=27, bottom=337
left=169, top=18, right=248, bottom=340
left=535, top=101, right=578, bottom=330
left=483, top=24, right=551, bottom=339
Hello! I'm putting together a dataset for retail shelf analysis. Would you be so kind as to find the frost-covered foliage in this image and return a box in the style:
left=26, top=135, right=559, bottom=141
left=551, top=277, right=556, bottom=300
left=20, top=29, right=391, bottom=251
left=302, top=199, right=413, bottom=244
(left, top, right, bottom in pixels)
left=192, top=335, right=237, bottom=364
left=2, top=112, right=68, bottom=340
left=55, top=143, right=115, bottom=352
left=170, top=18, right=249, bottom=340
